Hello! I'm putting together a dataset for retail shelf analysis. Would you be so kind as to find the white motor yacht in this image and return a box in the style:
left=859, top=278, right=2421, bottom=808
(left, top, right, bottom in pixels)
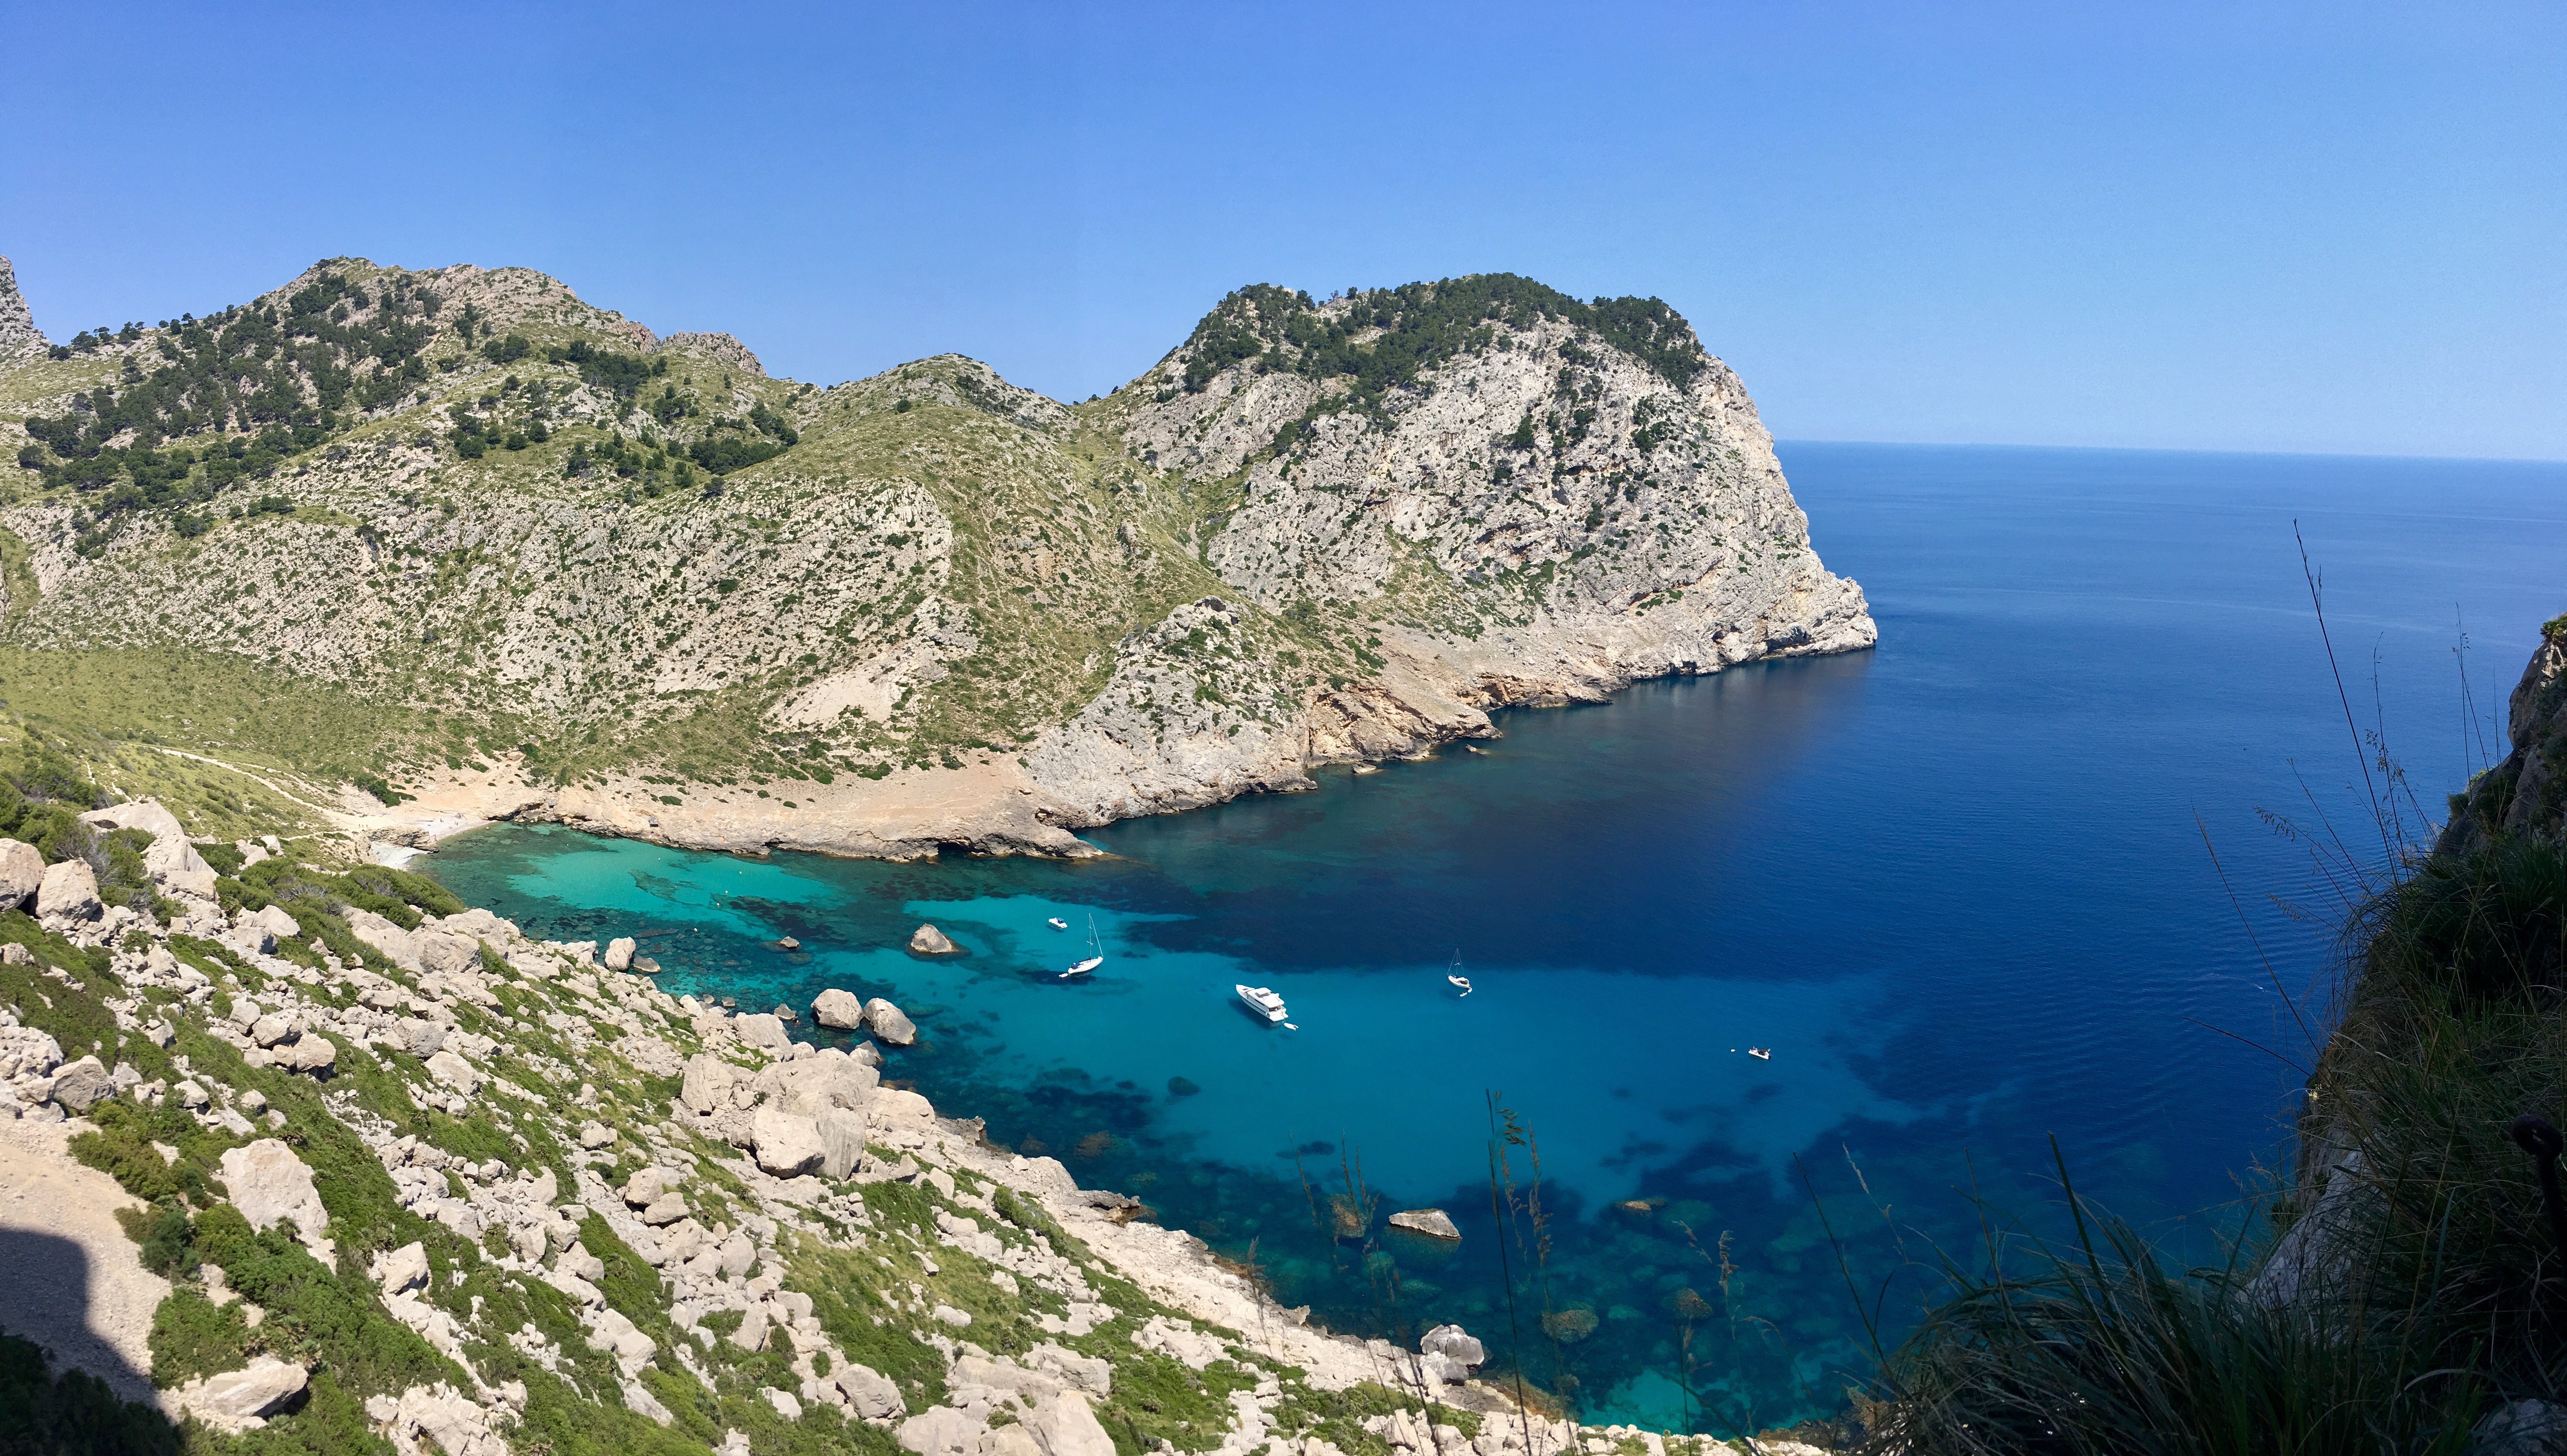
left=1234, top=984, right=1288, bottom=1023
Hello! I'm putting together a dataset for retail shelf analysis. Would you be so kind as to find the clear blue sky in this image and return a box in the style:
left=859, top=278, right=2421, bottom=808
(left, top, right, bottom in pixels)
left=6, top=1, right=2559, bottom=458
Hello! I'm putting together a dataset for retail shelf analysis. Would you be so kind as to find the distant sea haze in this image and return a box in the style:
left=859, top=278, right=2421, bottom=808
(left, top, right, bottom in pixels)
left=429, top=442, right=2567, bottom=1430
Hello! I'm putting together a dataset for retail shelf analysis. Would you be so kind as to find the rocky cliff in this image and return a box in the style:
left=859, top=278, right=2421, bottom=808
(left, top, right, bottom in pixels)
left=2437, top=615, right=2567, bottom=855
left=0, top=256, right=47, bottom=359
left=0, top=261, right=1872, bottom=858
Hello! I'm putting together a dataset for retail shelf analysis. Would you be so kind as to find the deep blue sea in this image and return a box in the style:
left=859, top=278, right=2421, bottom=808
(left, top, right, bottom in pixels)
left=427, top=443, right=2567, bottom=1433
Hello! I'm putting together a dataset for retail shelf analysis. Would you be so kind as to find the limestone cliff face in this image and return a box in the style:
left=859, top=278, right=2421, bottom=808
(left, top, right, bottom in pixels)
left=1021, top=280, right=1874, bottom=827
left=0, top=257, right=45, bottom=359
left=2438, top=618, right=2567, bottom=855
left=0, top=261, right=1872, bottom=857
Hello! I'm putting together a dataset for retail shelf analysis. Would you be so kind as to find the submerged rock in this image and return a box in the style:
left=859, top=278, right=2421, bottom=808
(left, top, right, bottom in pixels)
left=1388, top=1208, right=1460, bottom=1240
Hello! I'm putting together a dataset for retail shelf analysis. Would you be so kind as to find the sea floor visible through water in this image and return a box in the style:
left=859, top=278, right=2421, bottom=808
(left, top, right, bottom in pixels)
left=426, top=442, right=2567, bottom=1432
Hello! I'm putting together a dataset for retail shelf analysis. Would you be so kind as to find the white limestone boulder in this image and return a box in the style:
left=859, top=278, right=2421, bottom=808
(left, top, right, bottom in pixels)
left=219, top=1139, right=330, bottom=1250
left=273, top=1033, right=337, bottom=1075
left=35, top=859, right=99, bottom=923
left=375, top=1240, right=430, bottom=1295
left=0, top=839, right=42, bottom=908
left=752, top=1107, right=825, bottom=1178
left=1024, top=1394, right=1117, bottom=1456
left=862, top=998, right=916, bottom=1046
left=172, top=1358, right=308, bottom=1431
left=811, top=987, right=864, bottom=1028
left=341, top=906, right=421, bottom=970
left=47, top=1055, right=113, bottom=1112
left=834, top=1360, right=906, bottom=1419
left=423, top=1049, right=480, bottom=1094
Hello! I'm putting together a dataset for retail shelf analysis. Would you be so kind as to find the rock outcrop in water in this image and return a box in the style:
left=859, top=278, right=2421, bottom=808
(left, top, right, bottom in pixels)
left=0, top=260, right=1871, bottom=863
left=0, top=800, right=1836, bottom=1453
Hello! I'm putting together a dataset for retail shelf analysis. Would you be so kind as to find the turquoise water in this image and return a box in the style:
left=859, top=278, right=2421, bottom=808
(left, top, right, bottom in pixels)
left=427, top=443, right=2567, bottom=1432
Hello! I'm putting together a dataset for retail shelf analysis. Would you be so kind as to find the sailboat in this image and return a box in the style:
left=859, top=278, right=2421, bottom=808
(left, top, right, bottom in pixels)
left=1059, top=915, right=1104, bottom=980
left=1445, top=950, right=1471, bottom=997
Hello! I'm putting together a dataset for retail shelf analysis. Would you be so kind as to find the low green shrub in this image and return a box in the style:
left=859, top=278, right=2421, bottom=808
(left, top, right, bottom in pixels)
left=147, top=1287, right=254, bottom=1388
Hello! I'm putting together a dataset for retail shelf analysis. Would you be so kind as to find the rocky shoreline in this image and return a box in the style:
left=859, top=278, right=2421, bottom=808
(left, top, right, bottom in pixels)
left=0, top=800, right=1833, bottom=1454
left=346, top=612, right=1876, bottom=866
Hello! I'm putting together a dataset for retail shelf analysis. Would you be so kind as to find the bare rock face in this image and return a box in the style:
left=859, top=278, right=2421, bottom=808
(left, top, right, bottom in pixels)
left=908, top=923, right=958, bottom=955
left=0, top=257, right=44, bottom=358
left=811, top=987, right=864, bottom=1028
left=659, top=331, right=765, bottom=378
left=862, top=998, right=917, bottom=1046
left=2443, top=624, right=2567, bottom=853
left=899, top=1405, right=988, bottom=1456
left=621, top=1167, right=679, bottom=1208
left=0, top=1026, right=60, bottom=1080
left=417, top=930, right=480, bottom=977
left=376, top=1240, right=430, bottom=1294
left=35, top=859, right=99, bottom=924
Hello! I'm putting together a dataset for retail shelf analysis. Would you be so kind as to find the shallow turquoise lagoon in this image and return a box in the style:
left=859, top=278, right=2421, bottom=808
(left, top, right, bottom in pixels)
left=428, top=443, right=2567, bottom=1431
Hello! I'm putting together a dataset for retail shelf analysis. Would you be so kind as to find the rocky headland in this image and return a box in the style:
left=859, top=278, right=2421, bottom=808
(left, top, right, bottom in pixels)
left=0, top=258, right=1871, bottom=862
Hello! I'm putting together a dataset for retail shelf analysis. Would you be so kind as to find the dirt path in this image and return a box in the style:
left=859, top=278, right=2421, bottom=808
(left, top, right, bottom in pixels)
left=0, top=1117, right=171, bottom=1405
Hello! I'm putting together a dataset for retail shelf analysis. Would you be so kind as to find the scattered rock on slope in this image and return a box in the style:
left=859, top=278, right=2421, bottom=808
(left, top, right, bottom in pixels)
left=35, top=860, right=98, bottom=924
left=0, top=840, right=42, bottom=908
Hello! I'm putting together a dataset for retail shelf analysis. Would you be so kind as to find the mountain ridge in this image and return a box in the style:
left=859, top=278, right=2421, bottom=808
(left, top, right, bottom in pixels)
left=0, top=257, right=1874, bottom=859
